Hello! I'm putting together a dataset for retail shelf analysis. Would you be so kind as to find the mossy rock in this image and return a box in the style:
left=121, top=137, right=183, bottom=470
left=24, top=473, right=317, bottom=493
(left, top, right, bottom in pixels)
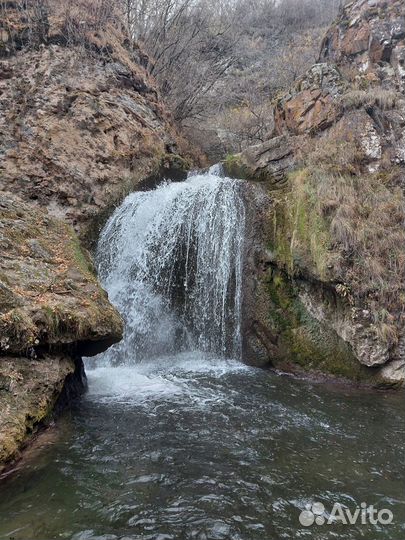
left=161, top=153, right=192, bottom=173
left=265, top=270, right=380, bottom=383
left=267, top=169, right=333, bottom=281
left=222, top=154, right=250, bottom=180
left=0, top=191, right=123, bottom=355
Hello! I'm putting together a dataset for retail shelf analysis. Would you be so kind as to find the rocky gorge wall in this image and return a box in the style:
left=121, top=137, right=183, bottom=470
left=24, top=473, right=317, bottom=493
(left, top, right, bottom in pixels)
left=0, top=0, right=193, bottom=471
left=0, top=0, right=193, bottom=244
left=0, top=192, right=123, bottom=471
left=1, top=0, right=404, bottom=476
left=230, top=0, right=405, bottom=387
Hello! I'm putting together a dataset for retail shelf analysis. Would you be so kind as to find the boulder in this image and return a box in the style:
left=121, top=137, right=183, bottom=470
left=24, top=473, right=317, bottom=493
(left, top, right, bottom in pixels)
left=274, top=64, right=346, bottom=135
left=243, top=136, right=294, bottom=184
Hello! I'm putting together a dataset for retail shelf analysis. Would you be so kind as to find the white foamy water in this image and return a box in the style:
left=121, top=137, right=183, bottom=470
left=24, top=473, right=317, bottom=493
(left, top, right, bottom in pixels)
left=86, top=352, right=251, bottom=405
left=95, top=169, right=246, bottom=365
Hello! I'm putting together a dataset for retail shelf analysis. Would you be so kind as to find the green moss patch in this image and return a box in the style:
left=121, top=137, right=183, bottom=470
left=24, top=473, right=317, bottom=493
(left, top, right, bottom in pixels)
left=265, top=270, right=378, bottom=383
left=269, top=168, right=332, bottom=279
left=223, top=154, right=250, bottom=179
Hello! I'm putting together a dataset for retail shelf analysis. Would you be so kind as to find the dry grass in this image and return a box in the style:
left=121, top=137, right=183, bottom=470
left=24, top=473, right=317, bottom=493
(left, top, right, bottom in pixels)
left=293, top=127, right=405, bottom=345
left=0, top=0, right=155, bottom=99
left=52, top=0, right=122, bottom=47
left=313, top=169, right=405, bottom=294
left=1, top=0, right=131, bottom=63
left=339, top=88, right=399, bottom=111
left=297, top=120, right=368, bottom=175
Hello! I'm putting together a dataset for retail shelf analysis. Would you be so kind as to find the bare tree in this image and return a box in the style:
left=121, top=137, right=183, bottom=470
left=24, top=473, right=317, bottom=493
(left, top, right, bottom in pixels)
left=119, top=0, right=239, bottom=123
left=118, top=0, right=340, bottom=131
left=1, top=0, right=342, bottom=152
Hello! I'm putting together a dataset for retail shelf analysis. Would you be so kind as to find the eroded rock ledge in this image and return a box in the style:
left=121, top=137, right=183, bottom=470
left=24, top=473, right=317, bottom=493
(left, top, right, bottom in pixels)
left=0, top=193, right=123, bottom=355
left=0, top=192, right=123, bottom=471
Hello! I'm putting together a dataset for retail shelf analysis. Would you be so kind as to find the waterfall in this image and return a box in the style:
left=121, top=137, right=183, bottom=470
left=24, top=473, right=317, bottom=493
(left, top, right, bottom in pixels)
left=96, top=168, right=246, bottom=364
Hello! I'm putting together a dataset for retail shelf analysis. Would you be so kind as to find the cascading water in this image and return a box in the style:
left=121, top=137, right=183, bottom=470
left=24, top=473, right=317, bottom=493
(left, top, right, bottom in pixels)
left=96, top=166, right=246, bottom=364
left=2, top=172, right=404, bottom=540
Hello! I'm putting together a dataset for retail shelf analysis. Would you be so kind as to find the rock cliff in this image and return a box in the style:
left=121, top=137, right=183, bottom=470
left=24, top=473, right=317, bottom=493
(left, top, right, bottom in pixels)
left=231, top=0, right=405, bottom=386
left=0, top=0, right=191, bottom=471
left=0, top=0, right=192, bottom=244
left=0, top=192, right=123, bottom=471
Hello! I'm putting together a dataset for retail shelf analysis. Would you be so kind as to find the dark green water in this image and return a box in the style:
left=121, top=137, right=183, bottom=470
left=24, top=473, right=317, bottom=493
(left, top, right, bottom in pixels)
left=0, top=354, right=404, bottom=540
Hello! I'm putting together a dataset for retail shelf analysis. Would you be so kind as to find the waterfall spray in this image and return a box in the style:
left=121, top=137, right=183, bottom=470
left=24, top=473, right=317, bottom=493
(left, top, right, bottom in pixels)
left=96, top=169, right=246, bottom=364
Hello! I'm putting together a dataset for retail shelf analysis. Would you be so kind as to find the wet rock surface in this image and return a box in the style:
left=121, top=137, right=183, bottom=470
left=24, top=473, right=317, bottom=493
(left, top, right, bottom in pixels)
left=0, top=354, right=84, bottom=473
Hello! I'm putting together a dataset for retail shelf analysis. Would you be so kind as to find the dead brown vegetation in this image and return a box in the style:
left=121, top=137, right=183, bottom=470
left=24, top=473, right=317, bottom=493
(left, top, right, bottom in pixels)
left=340, top=88, right=400, bottom=112
left=0, top=0, right=124, bottom=55
left=296, top=129, right=405, bottom=344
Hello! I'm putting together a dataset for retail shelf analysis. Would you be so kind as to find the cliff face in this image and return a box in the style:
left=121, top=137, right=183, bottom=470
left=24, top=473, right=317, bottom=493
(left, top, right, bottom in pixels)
left=0, top=0, right=192, bottom=243
left=0, top=1, right=191, bottom=470
left=231, top=0, right=405, bottom=386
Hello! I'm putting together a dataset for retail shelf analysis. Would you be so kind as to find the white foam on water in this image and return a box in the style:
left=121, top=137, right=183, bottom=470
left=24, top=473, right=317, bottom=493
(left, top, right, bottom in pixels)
left=86, top=351, right=251, bottom=406
left=95, top=171, right=246, bottom=366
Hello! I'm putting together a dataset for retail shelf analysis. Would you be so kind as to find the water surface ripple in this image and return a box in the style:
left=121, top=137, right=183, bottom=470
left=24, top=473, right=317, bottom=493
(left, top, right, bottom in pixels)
left=0, top=355, right=403, bottom=540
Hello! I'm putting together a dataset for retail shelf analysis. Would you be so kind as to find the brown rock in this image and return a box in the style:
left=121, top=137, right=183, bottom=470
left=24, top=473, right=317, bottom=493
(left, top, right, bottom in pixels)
left=320, top=0, right=405, bottom=91
left=239, top=135, right=294, bottom=186
left=0, top=354, right=84, bottom=472
left=369, top=35, right=392, bottom=63
left=274, top=64, right=345, bottom=135
left=0, top=190, right=124, bottom=470
left=0, top=0, right=192, bottom=245
left=0, top=0, right=196, bottom=471
left=341, top=23, right=371, bottom=56
left=0, top=192, right=123, bottom=356
left=240, top=0, right=405, bottom=385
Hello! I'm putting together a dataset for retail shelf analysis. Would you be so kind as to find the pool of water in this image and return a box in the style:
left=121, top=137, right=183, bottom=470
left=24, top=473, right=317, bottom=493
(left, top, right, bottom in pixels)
left=0, top=354, right=404, bottom=540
